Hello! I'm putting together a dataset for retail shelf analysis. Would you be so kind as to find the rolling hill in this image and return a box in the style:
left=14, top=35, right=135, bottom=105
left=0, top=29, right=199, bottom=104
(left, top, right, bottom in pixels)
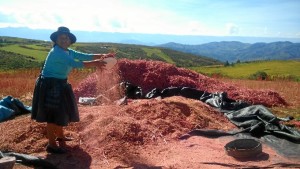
left=0, top=36, right=221, bottom=70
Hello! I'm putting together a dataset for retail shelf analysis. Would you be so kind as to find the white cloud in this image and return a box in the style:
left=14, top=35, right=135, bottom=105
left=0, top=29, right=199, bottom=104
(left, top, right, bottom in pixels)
left=0, top=0, right=223, bottom=35
left=1, top=0, right=298, bottom=38
left=226, top=23, right=239, bottom=35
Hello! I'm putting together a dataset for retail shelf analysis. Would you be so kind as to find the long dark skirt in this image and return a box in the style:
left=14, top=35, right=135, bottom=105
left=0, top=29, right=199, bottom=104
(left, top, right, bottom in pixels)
left=31, top=76, right=79, bottom=126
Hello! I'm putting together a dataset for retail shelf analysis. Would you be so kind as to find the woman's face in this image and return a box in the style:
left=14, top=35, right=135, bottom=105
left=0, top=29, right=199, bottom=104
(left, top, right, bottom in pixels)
left=56, top=34, right=71, bottom=50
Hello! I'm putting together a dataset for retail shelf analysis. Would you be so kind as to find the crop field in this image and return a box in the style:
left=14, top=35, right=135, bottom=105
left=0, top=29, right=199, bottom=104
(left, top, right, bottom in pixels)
left=0, top=68, right=94, bottom=105
left=193, top=60, right=300, bottom=81
left=220, top=78, right=300, bottom=120
left=0, top=68, right=299, bottom=120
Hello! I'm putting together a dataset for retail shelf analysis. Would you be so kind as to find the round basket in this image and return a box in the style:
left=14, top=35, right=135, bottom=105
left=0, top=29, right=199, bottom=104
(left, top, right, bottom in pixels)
left=224, top=139, right=262, bottom=158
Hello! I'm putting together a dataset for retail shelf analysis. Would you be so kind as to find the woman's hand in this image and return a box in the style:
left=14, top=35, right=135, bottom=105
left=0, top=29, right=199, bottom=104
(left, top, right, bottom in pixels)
left=102, top=52, right=116, bottom=59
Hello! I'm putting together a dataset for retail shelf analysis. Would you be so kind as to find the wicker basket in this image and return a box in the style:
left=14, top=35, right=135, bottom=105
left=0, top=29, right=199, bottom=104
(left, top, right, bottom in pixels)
left=224, top=139, right=262, bottom=158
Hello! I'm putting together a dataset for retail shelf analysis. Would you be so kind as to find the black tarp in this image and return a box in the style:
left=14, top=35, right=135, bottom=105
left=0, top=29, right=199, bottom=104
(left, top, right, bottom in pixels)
left=0, top=151, right=58, bottom=169
left=224, top=105, right=299, bottom=142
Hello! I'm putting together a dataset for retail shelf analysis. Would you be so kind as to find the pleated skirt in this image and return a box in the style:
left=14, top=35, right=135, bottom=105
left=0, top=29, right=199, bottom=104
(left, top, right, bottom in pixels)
left=31, top=76, right=79, bottom=126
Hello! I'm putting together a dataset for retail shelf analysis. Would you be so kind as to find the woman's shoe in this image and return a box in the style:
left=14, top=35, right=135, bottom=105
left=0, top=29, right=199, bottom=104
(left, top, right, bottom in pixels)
left=55, top=137, right=74, bottom=142
left=46, top=145, right=67, bottom=154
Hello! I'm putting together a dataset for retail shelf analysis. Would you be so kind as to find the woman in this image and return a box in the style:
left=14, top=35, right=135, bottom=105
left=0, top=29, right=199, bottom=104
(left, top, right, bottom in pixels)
left=31, top=26, right=115, bottom=154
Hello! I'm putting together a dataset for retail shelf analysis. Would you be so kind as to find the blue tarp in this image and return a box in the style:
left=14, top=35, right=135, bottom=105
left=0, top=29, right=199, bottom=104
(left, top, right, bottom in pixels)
left=0, top=96, right=31, bottom=122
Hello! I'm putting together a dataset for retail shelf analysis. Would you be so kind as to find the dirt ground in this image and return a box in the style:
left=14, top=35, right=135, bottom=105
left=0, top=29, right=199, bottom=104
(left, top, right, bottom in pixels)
left=1, top=96, right=300, bottom=169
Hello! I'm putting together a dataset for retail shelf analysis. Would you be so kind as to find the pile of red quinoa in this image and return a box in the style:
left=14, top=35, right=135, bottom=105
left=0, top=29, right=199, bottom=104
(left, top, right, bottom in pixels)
left=74, top=59, right=287, bottom=107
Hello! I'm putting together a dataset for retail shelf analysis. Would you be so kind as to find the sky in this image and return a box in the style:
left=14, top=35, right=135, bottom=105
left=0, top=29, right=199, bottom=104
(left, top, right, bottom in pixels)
left=0, top=0, right=300, bottom=38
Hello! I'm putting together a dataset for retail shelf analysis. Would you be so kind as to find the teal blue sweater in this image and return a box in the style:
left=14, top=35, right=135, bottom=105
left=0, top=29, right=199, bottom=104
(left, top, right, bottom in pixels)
left=42, top=45, right=94, bottom=79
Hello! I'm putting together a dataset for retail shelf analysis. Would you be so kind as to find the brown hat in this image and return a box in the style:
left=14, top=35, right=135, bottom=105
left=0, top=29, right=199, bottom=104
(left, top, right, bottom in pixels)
left=50, top=26, right=76, bottom=44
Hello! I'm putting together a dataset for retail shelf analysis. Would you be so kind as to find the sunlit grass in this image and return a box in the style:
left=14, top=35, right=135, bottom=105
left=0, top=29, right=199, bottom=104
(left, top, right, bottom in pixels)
left=0, top=68, right=94, bottom=105
left=0, top=44, right=48, bottom=62
left=192, top=60, right=300, bottom=81
left=221, top=78, right=300, bottom=120
left=142, top=47, right=175, bottom=64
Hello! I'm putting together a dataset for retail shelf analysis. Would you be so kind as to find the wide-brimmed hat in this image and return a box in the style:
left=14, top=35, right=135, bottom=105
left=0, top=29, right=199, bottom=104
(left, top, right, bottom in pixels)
left=50, top=26, right=76, bottom=44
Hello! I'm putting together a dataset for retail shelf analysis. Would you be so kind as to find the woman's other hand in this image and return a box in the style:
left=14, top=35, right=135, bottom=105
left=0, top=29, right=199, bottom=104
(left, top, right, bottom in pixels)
left=83, top=59, right=106, bottom=69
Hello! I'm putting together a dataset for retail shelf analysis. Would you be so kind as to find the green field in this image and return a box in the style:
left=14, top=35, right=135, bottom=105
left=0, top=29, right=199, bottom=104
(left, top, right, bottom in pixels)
left=192, top=60, right=300, bottom=81
left=142, top=47, right=175, bottom=64
left=0, top=44, right=49, bottom=62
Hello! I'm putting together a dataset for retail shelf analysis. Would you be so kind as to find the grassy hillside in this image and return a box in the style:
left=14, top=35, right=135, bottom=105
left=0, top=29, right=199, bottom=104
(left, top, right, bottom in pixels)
left=0, top=36, right=221, bottom=70
left=0, top=50, right=42, bottom=70
left=192, top=60, right=300, bottom=81
left=0, top=44, right=49, bottom=62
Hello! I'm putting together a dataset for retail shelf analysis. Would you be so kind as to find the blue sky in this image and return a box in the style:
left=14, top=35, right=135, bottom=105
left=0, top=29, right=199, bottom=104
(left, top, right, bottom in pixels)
left=0, top=0, right=299, bottom=38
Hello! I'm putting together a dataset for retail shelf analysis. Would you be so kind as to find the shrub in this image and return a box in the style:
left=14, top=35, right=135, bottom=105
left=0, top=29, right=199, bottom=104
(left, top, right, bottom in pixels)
left=250, top=71, right=268, bottom=80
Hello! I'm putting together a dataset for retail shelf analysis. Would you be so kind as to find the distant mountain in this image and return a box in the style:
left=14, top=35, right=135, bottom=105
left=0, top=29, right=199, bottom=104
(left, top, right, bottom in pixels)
left=1, top=27, right=300, bottom=45
left=158, top=41, right=300, bottom=62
